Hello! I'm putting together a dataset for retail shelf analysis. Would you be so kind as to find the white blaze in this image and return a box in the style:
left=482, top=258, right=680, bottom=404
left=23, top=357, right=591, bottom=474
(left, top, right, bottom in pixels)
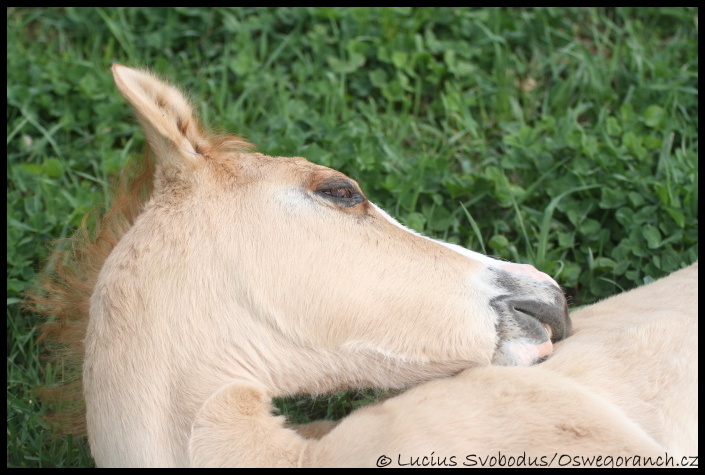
left=370, top=203, right=560, bottom=288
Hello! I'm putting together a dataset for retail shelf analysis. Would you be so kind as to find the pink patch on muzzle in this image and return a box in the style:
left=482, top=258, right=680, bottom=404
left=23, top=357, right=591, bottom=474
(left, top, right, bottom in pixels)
left=506, top=339, right=554, bottom=367
left=493, top=261, right=560, bottom=289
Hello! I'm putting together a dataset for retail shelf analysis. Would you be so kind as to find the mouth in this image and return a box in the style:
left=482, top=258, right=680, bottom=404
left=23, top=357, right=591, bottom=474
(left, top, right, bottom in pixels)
left=491, top=321, right=556, bottom=367
left=491, top=337, right=553, bottom=367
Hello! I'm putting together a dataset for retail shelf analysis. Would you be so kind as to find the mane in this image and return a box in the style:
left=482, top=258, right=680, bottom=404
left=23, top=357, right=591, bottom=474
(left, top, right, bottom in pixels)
left=26, top=131, right=253, bottom=436
left=25, top=150, right=156, bottom=435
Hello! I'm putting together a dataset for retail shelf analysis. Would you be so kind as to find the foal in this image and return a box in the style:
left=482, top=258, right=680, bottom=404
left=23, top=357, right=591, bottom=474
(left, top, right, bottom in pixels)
left=40, top=65, right=570, bottom=467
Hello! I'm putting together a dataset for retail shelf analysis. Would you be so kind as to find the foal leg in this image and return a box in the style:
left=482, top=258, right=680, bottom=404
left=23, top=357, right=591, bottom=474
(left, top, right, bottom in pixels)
left=188, top=382, right=310, bottom=467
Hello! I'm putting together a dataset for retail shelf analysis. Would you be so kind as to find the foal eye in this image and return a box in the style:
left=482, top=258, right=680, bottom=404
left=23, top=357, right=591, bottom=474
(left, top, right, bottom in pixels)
left=316, top=181, right=366, bottom=207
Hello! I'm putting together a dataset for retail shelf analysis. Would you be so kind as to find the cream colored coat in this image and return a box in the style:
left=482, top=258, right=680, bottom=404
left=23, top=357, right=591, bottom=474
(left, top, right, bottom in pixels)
left=189, top=263, right=698, bottom=467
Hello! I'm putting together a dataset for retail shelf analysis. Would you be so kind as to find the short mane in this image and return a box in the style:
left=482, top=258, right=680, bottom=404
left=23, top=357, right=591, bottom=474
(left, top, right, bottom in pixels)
left=26, top=151, right=156, bottom=435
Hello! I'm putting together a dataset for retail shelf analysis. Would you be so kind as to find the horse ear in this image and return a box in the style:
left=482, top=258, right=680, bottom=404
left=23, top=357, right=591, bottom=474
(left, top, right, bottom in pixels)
left=111, top=64, right=206, bottom=171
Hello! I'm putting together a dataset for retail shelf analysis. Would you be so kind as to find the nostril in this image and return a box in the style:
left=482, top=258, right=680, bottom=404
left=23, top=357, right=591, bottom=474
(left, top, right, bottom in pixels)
left=490, top=266, right=572, bottom=342
left=507, top=298, right=569, bottom=342
left=542, top=323, right=552, bottom=340
left=512, top=304, right=558, bottom=342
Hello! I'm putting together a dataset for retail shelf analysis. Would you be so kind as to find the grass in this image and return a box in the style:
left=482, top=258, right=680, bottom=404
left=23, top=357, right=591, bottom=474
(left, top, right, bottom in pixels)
left=7, top=7, right=698, bottom=467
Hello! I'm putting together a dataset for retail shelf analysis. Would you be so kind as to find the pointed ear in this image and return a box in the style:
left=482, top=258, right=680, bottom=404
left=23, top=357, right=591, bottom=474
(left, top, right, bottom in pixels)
left=111, top=64, right=206, bottom=170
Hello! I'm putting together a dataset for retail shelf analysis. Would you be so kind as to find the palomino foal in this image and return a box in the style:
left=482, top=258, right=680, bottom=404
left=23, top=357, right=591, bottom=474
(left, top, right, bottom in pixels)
left=77, top=65, right=569, bottom=467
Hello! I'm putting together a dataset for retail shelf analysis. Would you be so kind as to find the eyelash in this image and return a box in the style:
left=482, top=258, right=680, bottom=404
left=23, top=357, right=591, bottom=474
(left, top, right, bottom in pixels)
left=316, top=183, right=366, bottom=207
left=321, top=187, right=354, bottom=199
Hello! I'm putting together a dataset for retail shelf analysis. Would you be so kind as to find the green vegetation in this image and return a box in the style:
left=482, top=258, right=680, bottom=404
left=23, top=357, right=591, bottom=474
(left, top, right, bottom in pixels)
left=8, top=7, right=698, bottom=467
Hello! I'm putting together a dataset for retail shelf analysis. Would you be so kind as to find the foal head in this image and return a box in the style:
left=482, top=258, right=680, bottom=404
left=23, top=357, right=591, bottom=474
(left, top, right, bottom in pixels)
left=103, top=63, right=568, bottom=375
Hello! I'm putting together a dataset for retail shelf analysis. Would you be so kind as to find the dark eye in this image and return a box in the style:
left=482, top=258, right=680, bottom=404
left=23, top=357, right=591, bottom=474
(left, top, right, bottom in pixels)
left=323, top=187, right=354, bottom=199
left=316, top=180, right=366, bottom=207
